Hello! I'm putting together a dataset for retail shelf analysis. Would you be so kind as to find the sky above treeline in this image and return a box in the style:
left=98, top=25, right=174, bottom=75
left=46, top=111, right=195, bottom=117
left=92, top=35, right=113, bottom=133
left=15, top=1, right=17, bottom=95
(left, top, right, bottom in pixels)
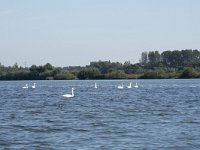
left=0, top=0, right=199, bottom=67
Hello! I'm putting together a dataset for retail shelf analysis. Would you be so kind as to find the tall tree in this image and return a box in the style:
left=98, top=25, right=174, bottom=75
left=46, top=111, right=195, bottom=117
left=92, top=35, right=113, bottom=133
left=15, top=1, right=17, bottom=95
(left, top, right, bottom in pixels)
left=140, top=52, right=148, bottom=65
left=161, top=50, right=172, bottom=67
left=148, top=51, right=161, bottom=67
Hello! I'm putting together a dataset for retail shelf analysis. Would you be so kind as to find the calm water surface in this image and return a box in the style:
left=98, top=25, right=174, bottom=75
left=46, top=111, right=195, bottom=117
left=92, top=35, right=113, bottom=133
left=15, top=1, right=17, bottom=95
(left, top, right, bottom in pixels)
left=0, top=80, right=200, bottom=150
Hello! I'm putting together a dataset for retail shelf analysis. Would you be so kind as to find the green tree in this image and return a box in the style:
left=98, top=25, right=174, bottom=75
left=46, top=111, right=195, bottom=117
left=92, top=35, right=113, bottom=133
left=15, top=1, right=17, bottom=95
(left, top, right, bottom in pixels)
left=181, top=49, right=193, bottom=67
left=140, top=52, right=148, bottom=65
left=148, top=51, right=161, bottom=67
left=192, top=49, right=200, bottom=65
left=90, top=60, right=123, bottom=74
left=108, top=70, right=127, bottom=79
left=123, top=61, right=134, bottom=74
left=44, top=63, right=53, bottom=71
left=29, top=65, right=39, bottom=79
left=161, top=50, right=172, bottom=67
left=180, top=67, right=198, bottom=78
left=53, top=67, right=62, bottom=76
left=171, top=50, right=182, bottom=68
left=77, top=67, right=100, bottom=79
left=54, top=72, right=75, bottom=80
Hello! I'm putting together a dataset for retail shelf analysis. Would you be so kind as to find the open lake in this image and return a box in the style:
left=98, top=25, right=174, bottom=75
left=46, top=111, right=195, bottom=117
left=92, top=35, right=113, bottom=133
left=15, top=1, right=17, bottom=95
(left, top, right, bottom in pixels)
left=0, top=79, right=200, bottom=150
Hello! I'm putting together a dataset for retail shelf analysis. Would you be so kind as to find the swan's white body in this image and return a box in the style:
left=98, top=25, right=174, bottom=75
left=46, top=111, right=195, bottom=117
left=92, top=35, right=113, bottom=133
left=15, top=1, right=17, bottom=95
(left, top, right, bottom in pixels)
left=32, top=83, right=36, bottom=89
left=22, top=84, right=28, bottom=89
left=94, top=83, right=97, bottom=89
left=117, top=83, right=124, bottom=89
left=127, top=82, right=132, bottom=89
left=134, top=83, right=138, bottom=88
left=63, top=88, right=74, bottom=98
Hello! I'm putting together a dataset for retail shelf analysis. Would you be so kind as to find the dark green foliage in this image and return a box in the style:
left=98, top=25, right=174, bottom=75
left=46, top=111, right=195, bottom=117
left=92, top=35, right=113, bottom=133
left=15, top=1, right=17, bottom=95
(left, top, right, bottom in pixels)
left=54, top=72, right=75, bottom=80
left=108, top=70, right=127, bottom=79
left=44, top=63, right=53, bottom=71
left=77, top=67, right=100, bottom=79
left=148, top=51, right=161, bottom=67
left=140, top=52, right=148, bottom=65
left=141, top=70, right=165, bottom=79
left=142, top=49, right=200, bottom=69
left=180, top=68, right=199, bottom=78
left=90, top=61, right=123, bottom=74
left=123, top=61, right=135, bottom=74
left=1, top=49, right=200, bottom=80
left=0, top=63, right=75, bottom=80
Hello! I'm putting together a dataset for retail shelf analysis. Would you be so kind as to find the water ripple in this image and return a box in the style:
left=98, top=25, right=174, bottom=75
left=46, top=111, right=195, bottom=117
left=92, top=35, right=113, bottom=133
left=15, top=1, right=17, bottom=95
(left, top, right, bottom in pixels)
left=0, top=80, right=200, bottom=149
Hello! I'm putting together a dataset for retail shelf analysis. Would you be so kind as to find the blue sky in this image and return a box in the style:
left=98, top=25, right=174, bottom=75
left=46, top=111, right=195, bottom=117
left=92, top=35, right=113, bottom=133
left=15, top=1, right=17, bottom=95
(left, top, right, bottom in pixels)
left=0, top=0, right=199, bottom=67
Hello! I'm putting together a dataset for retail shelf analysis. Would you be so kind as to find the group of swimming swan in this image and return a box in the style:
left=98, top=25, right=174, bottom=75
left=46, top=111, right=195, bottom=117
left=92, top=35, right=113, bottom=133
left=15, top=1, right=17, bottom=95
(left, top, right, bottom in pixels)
left=117, top=82, right=138, bottom=89
left=63, top=82, right=139, bottom=98
left=22, top=83, right=36, bottom=89
left=22, top=82, right=138, bottom=98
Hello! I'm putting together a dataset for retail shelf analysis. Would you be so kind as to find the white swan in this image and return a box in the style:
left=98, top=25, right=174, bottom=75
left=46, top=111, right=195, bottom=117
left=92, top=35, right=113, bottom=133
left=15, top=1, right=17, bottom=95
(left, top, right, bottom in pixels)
left=62, top=88, right=74, bottom=98
left=22, top=84, right=28, bottom=89
left=117, top=83, right=124, bottom=89
left=127, top=82, right=132, bottom=88
left=94, top=82, right=97, bottom=89
left=134, top=83, right=138, bottom=88
left=32, top=83, right=36, bottom=89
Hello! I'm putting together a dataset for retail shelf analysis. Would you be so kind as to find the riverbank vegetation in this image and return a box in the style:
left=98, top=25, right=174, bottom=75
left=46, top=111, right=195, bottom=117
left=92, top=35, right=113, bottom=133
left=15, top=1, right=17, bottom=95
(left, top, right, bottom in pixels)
left=1, top=49, right=200, bottom=80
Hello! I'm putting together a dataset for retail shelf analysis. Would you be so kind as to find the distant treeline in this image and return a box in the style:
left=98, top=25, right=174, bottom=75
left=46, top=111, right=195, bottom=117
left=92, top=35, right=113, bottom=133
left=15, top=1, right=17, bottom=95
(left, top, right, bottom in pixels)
left=1, top=49, right=200, bottom=80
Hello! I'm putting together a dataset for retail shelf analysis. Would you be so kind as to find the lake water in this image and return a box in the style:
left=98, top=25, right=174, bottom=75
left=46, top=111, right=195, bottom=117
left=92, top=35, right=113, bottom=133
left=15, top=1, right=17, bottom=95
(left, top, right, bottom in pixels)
left=0, top=79, right=200, bottom=150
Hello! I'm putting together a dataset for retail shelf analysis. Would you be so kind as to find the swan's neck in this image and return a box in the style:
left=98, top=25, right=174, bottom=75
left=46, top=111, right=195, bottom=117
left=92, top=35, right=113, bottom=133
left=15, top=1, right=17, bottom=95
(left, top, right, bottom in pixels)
left=72, top=89, right=74, bottom=95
